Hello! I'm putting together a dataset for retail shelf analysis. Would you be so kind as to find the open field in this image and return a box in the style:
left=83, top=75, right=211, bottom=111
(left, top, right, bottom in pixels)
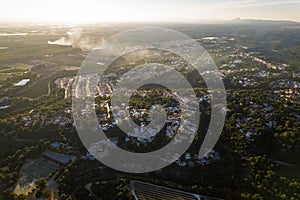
left=14, top=158, right=58, bottom=195
left=0, top=73, right=12, bottom=81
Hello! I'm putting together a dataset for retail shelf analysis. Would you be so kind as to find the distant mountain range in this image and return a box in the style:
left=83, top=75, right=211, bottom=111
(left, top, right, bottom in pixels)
left=189, top=18, right=300, bottom=25
left=229, top=18, right=299, bottom=25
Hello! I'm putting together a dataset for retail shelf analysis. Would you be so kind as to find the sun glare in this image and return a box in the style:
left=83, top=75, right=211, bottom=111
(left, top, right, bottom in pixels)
left=1, top=0, right=300, bottom=23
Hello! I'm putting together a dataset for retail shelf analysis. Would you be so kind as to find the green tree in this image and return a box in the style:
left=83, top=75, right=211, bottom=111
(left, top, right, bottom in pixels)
left=36, top=177, right=47, bottom=191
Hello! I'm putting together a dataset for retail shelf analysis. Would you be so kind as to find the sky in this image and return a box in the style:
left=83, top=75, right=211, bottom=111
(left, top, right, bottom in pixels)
left=1, top=0, right=300, bottom=23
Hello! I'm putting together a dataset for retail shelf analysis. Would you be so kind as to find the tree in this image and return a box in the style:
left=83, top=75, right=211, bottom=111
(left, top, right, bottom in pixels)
left=42, top=189, right=52, bottom=199
left=36, top=177, right=47, bottom=191
left=60, top=193, right=73, bottom=200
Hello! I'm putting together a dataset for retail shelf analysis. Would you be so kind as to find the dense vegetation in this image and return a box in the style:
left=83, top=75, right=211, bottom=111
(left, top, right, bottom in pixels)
left=1, top=21, right=300, bottom=199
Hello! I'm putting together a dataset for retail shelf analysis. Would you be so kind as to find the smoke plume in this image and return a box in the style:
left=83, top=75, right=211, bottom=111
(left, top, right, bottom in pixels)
left=48, top=28, right=95, bottom=51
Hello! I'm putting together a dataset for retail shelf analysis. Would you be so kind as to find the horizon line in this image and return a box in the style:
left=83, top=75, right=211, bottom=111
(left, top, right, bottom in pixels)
left=0, top=18, right=300, bottom=25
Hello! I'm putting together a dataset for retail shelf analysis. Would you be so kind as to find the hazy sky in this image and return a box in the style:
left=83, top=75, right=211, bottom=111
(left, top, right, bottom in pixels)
left=1, top=0, right=300, bottom=23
